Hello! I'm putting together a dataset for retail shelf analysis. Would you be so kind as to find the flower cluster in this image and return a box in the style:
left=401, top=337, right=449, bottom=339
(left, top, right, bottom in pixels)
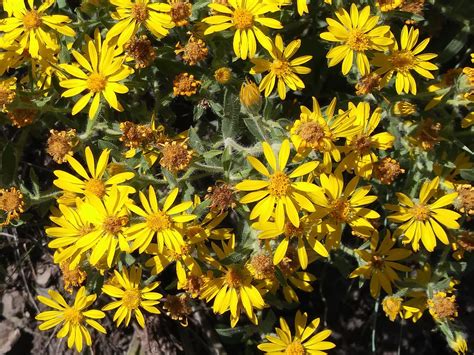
left=0, top=0, right=472, bottom=354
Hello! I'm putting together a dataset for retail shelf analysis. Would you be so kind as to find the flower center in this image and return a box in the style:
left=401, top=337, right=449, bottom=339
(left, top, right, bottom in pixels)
left=170, top=1, right=192, bottom=26
left=352, top=134, right=372, bottom=153
left=23, top=10, right=42, bottom=30
left=122, top=289, right=141, bottom=310
left=250, top=254, right=274, bottom=280
left=233, top=8, right=253, bottom=30
left=103, top=215, right=127, bottom=235
left=329, top=198, right=352, bottom=222
left=87, top=73, right=107, bottom=93
left=410, top=203, right=430, bottom=221
left=146, top=211, right=171, bottom=232
left=225, top=267, right=243, bottom=289
left=286, top=341, right=305, bottom=355
left=270, top=59, right=291, bottom=77
left=63, top=307, right=84, bottom=325
left=297, top=121, right=327, bottom=147
left=186, top=225, right=205, bottom=239
left=84, top=178, right=106, bottom=197
left=131, top=3, right=149, bottom=22
left=185, top=275, right=203, bottom=295
left=371, top=255, right=385, bottom=270
left=390, top=50, right=416, bottom=74
left=0, top=189, right=22, bottom=212
left=284, top=221, right=304, bottom=238
left=269, top=171, right=291, bottom=198
left=346, top=29, right=370, bottom=52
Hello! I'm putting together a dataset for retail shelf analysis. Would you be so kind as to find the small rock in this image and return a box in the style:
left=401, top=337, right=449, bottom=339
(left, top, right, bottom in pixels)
left=0, top=320, right=21, bottom=354
left=35, top=264, right=52, bottom=287
left=1, top=290, right=25, bottom=320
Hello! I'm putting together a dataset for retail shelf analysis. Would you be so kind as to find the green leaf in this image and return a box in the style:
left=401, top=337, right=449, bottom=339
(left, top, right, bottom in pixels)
left=222, top=89, right=240, bottom=138
left=1, top=143, right=16, bottom=186
left=242, top=116, right=267, bottom=141
left=188, top=127, right=205, bottom=154
left=460, top=169, right=474, bottom=181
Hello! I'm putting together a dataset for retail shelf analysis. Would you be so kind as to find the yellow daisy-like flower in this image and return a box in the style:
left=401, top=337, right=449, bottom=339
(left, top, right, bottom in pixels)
left=0, top=0, right=75, bottom=59
left=235, top=139, right=319, bottom=230
left=340, top=102, right=395, bottom=179
left=46, top=201, right=97, bottom=267
left=309, top=173, right=380, bottom=249
left=59, top=30, right=134, bottom=119
left=253, top=213, right=328, bottom=270
left=102, top=266, right=162, bottom=328
left=349, top=230, right=411, bottom=298
left=75, top=186, right=131, bottom=267
left=106, top=0, right=174, bottom=47
left=202, top=0, right=282, bottom=60
left=35, top=287, right=106, bottom=352
left=126, top=186, right=196, bottom=253
left=320, top=4, right=393, bottom=75
left=200, top=262, right=266, bottom=327
left=289, top=97, right=357, bottom=173
left=250, top=34, right=312, bottom=100
left=372, top=25, right=438, bottom=95
left=386, top=177, right=461, bottom=252
left=275, top=249, right=317, bottom=302
left=258, top=310, right=335, bottom=354
left=53, top=146, right=135, bottom=199
left=264, top=0, right=309, bottom=16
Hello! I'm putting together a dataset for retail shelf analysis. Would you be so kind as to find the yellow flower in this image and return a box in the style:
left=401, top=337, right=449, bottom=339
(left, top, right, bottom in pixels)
left=102, top=266, right=162, bottom=328
left=309, top=173, right=380, bottom=249
left=340, top=102, right=395, bottom=179
left=289, top=97, right=357, bottom=173
left=240, top=78, right=262, bottom=110
left=0, top=186, right=25, bottom=226
left=258, top=310, right=335, bottom=354
left=106, top=0, right=174, bottom=46
left=59, top=30, right=134, bottom=119
left=382, top=295, right=403, bottom=321
left=35, top=287, right=106, bottom=352
left=253, top=213, right=328, bottom=270
left=277, top=251, right=316, bottom=303
left=372, top=25, right=438, bottom=95
left=46, top=201, right=97, bottom=267
left=53, top=146, right=135, bottom=199
left=202, top=0, right=282, bottom=60
left=350, top=231, right=411, bottom=298
left=320, top=4, right=392, bottom=75
left=235, top=139, right=319, bottom=230
left=386, top=177, right=461, bottom=251
left=214, top=67, right=232, bottom=84
left=264, top=0, right=309, bottom=16
left=168, top=0, right=192, bottom=27
left=0, top=0, right=75, bottom=59
left=75, top=186, right=131, bottom=267
left=250, top=34, right=312, bottom=100
left=427, top=291, right=458, bottom=320
left=126, top=186, right=196, bottom=253
left=200, top=262, right=266, bottom=327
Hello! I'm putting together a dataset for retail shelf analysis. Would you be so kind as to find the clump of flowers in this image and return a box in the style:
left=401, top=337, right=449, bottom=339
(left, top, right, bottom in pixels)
left=0, top=1, right=470, bottom=354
